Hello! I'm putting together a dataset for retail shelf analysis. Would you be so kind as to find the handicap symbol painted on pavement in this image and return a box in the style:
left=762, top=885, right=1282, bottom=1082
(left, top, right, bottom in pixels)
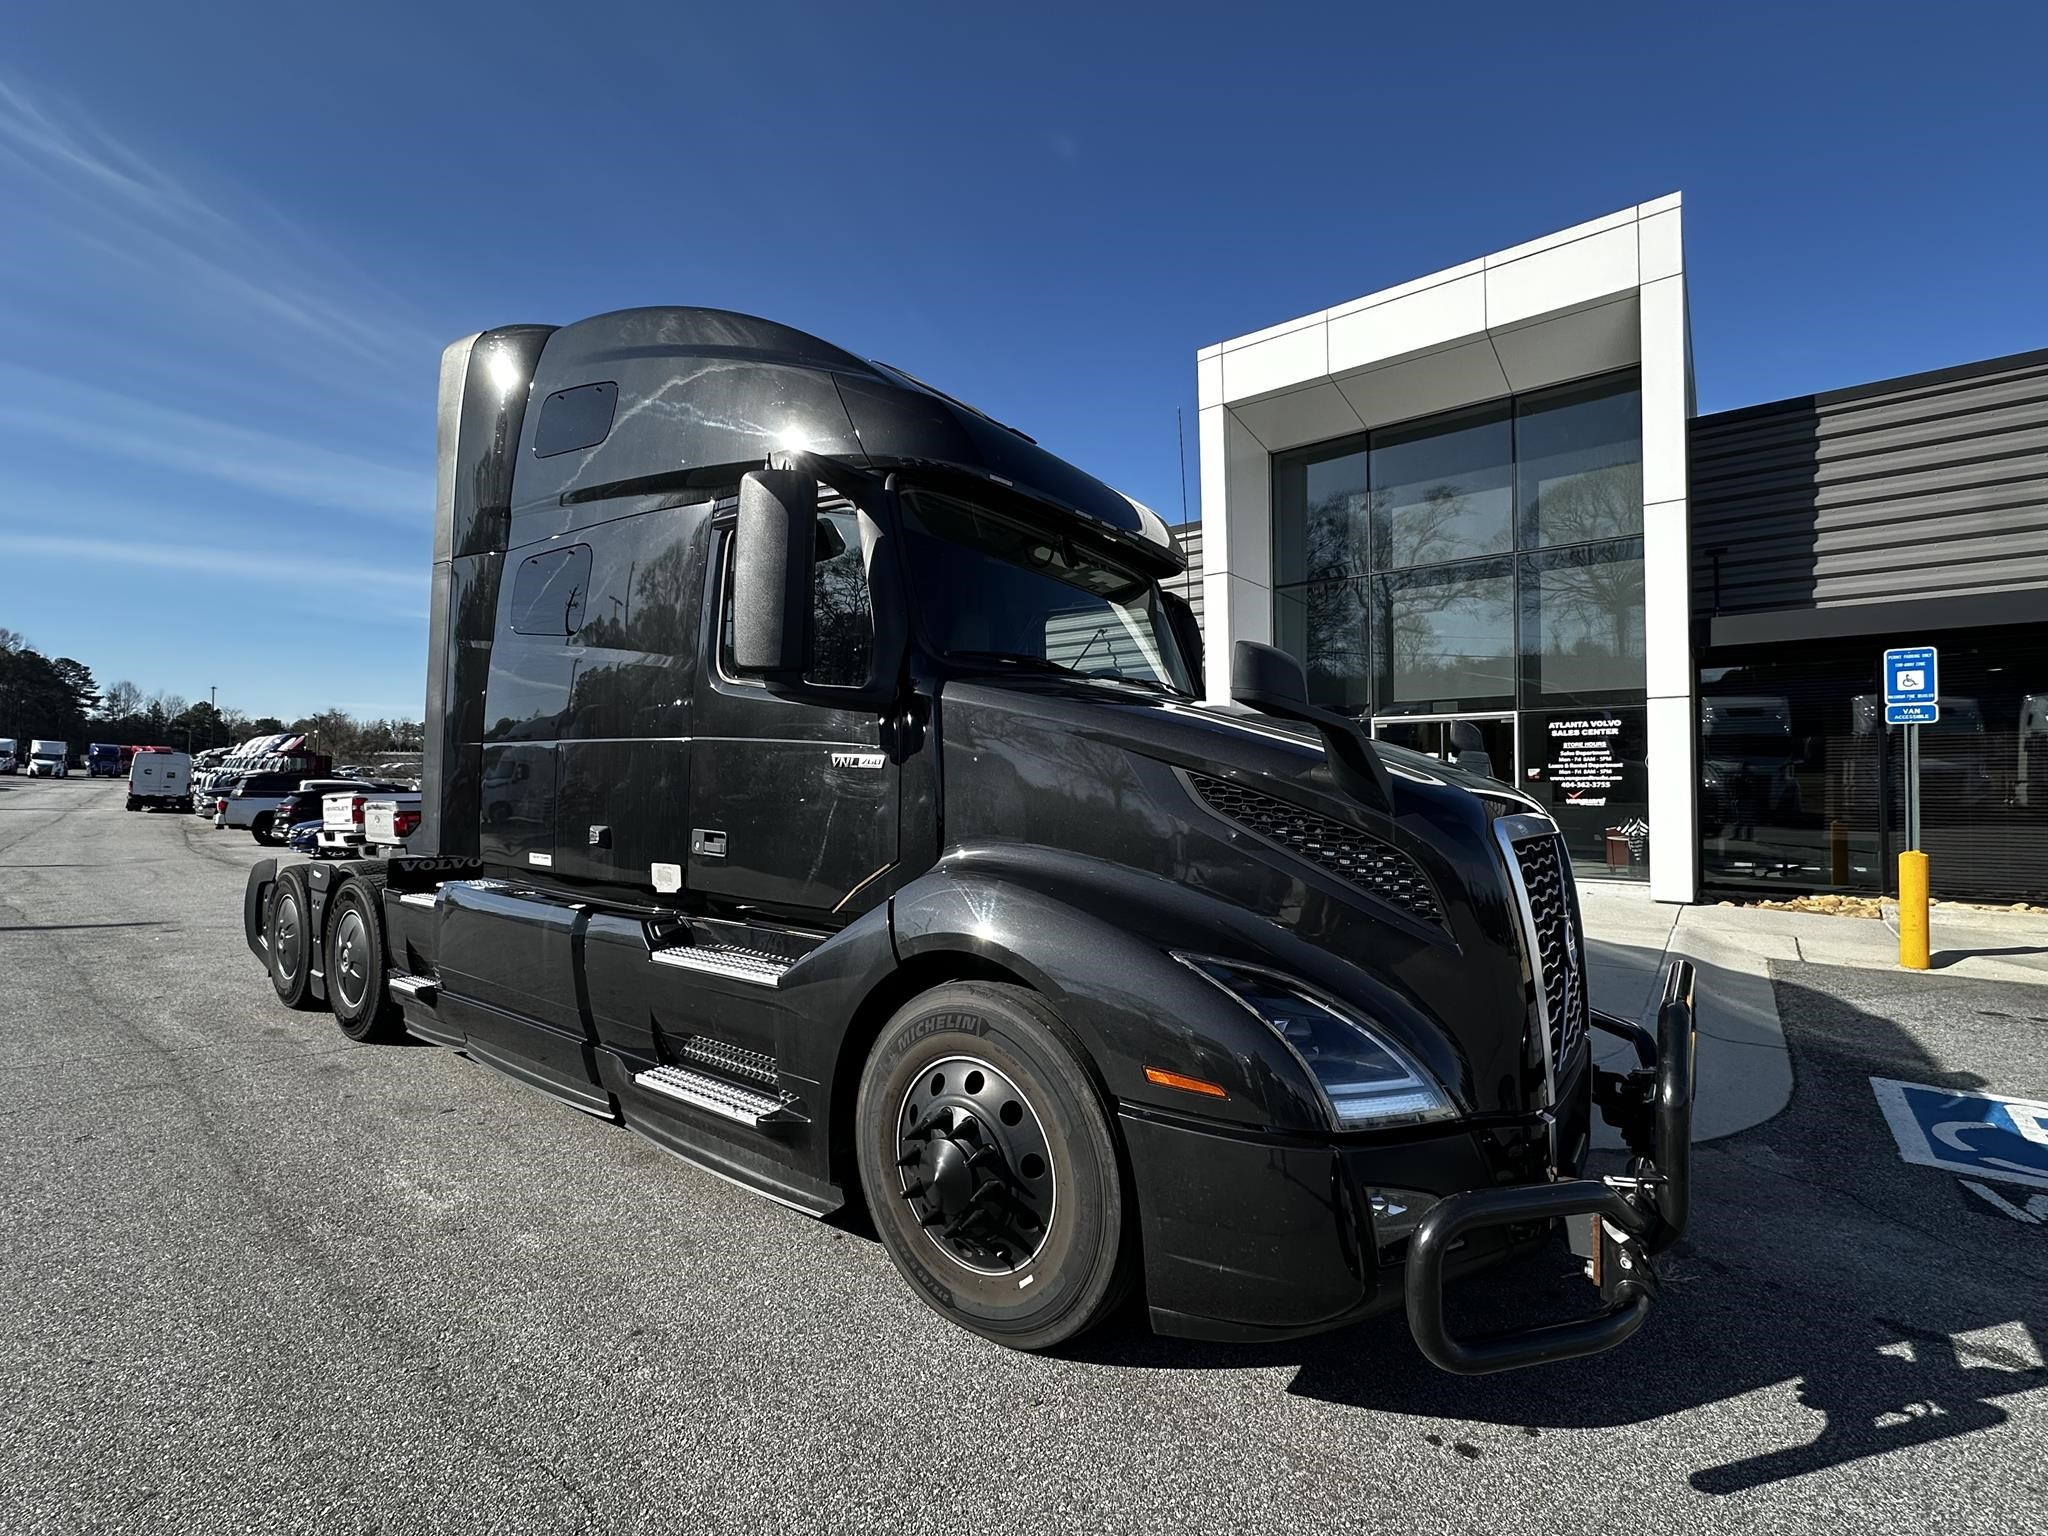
left=1871, top=1078, right=2048, bottom=1191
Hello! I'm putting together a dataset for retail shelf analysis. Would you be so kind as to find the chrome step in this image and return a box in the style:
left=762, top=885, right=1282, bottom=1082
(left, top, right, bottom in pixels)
left=633, top=1064, right=794, bottom=1127
left=649, top=943, right=791, bottom=987
left=387, top=972, right=438, bottom=1005
left=681, top=1033, right=779, bottom=1087
left=396, top=891, right=437, bottom=909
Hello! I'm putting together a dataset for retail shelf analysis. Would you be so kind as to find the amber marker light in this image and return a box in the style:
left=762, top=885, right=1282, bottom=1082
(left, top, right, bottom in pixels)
left=1144, top=1067, right=1228, bottom=1099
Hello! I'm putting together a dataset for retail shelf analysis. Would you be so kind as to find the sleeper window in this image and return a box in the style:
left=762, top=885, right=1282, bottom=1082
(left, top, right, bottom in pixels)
left=510, top=545, right=592, bottom=636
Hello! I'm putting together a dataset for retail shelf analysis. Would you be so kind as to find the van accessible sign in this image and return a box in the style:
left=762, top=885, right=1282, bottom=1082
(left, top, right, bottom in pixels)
left=1872, top=1077, right=2048, bottom=1190
left=1882, top=645, right=1939, bottom=726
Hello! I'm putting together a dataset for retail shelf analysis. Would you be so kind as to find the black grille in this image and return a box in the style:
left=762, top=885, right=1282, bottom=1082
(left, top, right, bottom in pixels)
left=1188, top=773, right=1445, bottom=927
left=1510, top=833, right=1588, bottom=1067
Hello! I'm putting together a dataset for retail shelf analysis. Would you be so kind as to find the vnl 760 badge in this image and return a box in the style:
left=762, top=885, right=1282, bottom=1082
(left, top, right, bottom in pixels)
left=1872, top=1077, right=2048, bottom=1190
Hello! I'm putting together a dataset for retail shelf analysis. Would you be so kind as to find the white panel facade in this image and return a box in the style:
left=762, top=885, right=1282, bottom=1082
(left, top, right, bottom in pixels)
left=1195, top=195, right=1699, bottom=900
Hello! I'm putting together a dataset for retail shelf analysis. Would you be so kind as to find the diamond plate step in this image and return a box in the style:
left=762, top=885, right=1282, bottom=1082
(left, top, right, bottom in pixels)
left=633, top=1064, right=796, bottom=1127
left=649, top=943, right=791, bottom=987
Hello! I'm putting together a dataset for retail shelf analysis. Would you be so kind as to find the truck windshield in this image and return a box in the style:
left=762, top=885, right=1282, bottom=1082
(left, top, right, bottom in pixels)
left=899, top=487, right=1194, bottom=694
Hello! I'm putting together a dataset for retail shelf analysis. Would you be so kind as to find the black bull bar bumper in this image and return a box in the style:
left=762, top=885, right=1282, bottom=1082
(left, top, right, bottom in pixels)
left=1404, top=960, right=1697, bottom=1374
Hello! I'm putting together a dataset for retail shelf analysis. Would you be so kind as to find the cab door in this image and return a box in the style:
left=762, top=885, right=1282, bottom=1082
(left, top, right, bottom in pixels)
left=688, top=497, right=898, bottom=922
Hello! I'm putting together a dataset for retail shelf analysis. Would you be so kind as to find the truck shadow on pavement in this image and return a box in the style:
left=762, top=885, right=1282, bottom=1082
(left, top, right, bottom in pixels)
left=1077, top=971, right=2048, bottom=1494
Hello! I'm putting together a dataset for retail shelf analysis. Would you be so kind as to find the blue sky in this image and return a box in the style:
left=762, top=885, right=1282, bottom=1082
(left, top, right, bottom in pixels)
left=4, top=1, right=2043, bottom=720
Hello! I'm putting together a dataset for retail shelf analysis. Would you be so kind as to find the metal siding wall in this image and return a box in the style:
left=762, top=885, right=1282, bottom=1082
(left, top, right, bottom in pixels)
left=1689, top=352, right=2048, bottom=622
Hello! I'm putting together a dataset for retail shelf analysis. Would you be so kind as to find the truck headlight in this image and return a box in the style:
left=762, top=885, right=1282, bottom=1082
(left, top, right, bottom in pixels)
left=1172, top=955, right=1455, bottom=1131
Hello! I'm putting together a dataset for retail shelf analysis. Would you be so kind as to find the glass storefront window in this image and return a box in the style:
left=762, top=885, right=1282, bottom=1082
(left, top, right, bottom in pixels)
left=1376, top=558, right=1514, bottom=711
left=1519, top=537, right=1646, bottom=705
left=1276, top=581, right=1371, bottom=714
left=1273, top=442, right=1368, bottom=586
left=1517, top=374, right=1643, bottom=548
left=1518, top=708, right=1651, bottom=880
left=1371, top=403, right=1513, bottom=569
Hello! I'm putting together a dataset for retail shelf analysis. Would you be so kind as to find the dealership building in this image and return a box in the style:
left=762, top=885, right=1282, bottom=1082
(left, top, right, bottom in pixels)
left=1192, top=194, right=2048, bottom=904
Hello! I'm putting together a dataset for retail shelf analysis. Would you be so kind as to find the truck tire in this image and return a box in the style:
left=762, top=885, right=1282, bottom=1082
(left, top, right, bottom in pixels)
left=125, top=797, right=139, bottom=811
left=855, top=982, right=1133, bottom=1352
left=324, top=873, right=403, bottom=1043
left=266, top=864, right=321, bottom=1010
left=251, top=812, right=275, bottom=845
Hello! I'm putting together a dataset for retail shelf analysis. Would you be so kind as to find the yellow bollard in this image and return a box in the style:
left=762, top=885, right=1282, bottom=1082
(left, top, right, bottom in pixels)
left=1898, top=851, right=1930, bottom=970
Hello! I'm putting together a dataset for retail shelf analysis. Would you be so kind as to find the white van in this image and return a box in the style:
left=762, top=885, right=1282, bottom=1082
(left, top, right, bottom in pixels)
left=26, top=739, right=68, bottom=778
left=0, top=737, right=16, bottom=774
left=127, top=750, right=193, bottom=812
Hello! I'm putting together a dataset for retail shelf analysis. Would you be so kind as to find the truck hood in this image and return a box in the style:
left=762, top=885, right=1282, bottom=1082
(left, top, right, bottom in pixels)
left=935, top=677, right=1551, bottom=1116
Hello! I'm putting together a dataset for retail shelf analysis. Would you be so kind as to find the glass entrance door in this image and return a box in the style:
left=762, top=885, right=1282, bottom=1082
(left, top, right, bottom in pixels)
left=1372, top=714, right=1516, bottom=787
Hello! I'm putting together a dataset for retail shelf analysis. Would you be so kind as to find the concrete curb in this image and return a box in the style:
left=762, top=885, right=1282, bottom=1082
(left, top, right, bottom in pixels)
left=1579, top=886, right=1793, bottom=1146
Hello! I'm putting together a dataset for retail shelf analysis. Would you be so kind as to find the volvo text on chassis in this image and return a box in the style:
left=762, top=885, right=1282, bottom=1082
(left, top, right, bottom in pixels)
left=239, top=310, right=1698, bottom=1372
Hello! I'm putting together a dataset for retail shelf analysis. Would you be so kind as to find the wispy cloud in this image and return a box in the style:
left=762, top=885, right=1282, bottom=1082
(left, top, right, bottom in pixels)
left=0, top=361, right=431, bottom=522
left=0, top=78, right=439, bottom=386
left=8, top=531, right=426, bottom=598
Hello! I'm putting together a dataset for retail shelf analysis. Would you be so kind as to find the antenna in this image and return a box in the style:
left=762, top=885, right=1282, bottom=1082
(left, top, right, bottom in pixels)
left=1176, top=408, right=1190, bottom=527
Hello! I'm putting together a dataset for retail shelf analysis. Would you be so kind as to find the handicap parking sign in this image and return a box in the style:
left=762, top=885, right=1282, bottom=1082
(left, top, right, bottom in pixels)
left=1872, top=1078, right=2048, bottom=1190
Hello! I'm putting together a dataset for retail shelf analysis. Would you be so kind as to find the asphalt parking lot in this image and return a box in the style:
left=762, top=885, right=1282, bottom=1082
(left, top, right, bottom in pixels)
left=2, top=774, right=2044, bottom=1534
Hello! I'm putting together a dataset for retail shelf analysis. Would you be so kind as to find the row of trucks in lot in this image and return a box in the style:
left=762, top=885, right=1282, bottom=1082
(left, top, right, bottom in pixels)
left=232, top=308, right=1699, bottom=1372
left=0, top=738, right=76, bottom=777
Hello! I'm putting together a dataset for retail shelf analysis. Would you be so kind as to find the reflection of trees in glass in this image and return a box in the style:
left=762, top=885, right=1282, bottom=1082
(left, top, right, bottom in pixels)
left=1527, top=460, right=1644, bottom=546
left=1382, top=563, right=1514, bottom=702
left=810, top=512, right=873, bottom=688
left=1379, top=480, right=1510, bottom=568
left=1300, top=580, right=1368, bottom=702
left=1525, top=538, right=1645, bottom=695
left=1300, top=483, right=1369, bottom=581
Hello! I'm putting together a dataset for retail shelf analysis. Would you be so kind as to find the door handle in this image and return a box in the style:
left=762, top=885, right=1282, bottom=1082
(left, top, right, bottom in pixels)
left=693, top=828, right=728, bottom=858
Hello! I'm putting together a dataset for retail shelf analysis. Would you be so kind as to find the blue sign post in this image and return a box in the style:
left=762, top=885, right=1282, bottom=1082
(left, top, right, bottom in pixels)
left=1882, top=645, right=1938, bottom=967
left=1882, top=645, right=1939, bottom=854
left=1883, top=646, right=1939, bottom=726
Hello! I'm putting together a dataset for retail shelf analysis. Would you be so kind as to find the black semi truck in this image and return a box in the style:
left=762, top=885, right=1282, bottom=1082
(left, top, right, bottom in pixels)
left=241, top=309, right=1696, bottom=1372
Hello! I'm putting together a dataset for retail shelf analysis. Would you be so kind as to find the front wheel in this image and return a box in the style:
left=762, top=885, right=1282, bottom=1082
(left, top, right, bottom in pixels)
left=855, top=982, right=1132, bottom=1351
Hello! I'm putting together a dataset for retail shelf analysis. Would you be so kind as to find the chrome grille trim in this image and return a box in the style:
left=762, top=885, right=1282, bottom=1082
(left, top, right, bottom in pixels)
left=1493, top=812, right=1590, bottom=1114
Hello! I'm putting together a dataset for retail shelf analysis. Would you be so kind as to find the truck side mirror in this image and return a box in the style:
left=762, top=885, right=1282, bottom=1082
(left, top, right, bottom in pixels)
left=1160, top=589, right=1204, bottom=694
left=1231, top=639, right=1307, bottom=710
left=732, top=469, right=818, bottom=677
left=1230, top=640, right=1393, bottom=813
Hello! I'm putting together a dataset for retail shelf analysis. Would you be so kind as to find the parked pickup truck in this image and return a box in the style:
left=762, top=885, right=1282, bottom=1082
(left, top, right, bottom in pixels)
left=222, top=775, right=382, bottom=845
left=363, top=795, right=422, bottom=853
left=317, top=788, right=419, bottom=858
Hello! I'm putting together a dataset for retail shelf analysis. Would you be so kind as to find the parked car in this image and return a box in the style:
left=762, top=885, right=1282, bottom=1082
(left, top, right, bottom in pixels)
left=26, top=739, right=69, bottom=778
left=224, top=775, right=383, bottom=845
left=269, top=787, right=348, bottom=855
left=0, top=738, right=16, bottom=774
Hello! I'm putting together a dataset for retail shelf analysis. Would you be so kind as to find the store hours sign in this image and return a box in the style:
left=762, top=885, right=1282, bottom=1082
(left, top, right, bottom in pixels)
left=1544, top=716, right=1626, bottom=807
